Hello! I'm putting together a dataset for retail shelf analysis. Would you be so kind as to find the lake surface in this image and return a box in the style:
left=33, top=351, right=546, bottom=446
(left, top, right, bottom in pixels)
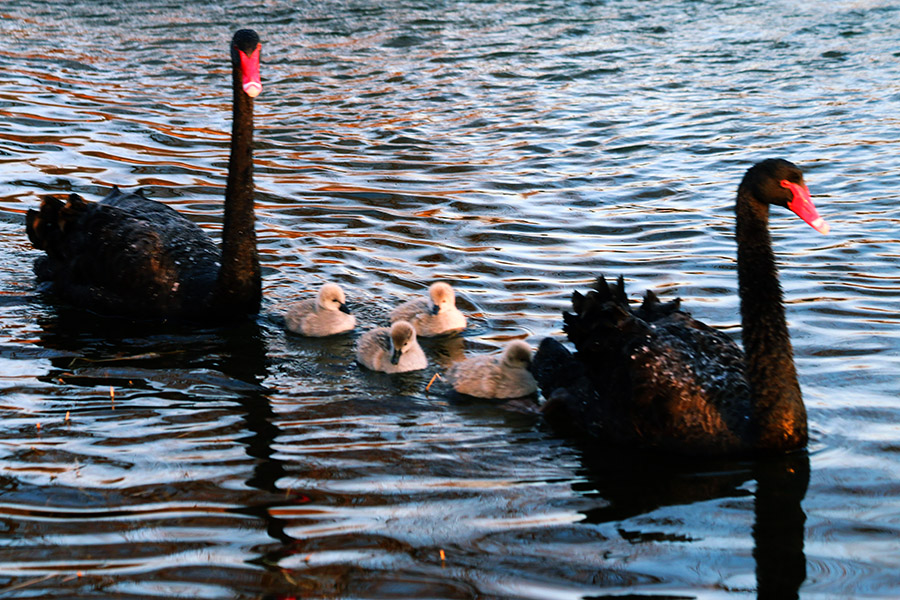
left=1, top=1, right=899, bottom=598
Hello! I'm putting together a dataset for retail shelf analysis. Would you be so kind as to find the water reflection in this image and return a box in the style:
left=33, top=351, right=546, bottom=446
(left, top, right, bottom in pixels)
left=574, top=447, right=809, bottom=599
left=753, top=453, right=809, bottom=600
left=2, top=0, right=900, bottom=597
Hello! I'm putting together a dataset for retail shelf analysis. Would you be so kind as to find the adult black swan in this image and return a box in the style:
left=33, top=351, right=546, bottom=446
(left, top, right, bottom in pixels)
left=531, top=159, right=829, bottom=456
left=26, top=29, right=263, bottom=322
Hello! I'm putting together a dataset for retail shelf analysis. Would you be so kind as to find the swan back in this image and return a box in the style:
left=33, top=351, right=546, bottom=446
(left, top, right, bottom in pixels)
left=534, top=275, right=753, bottom=454
left=26, top=188, right=221, bottom=318
left=447, top=340, right=538, bottom=399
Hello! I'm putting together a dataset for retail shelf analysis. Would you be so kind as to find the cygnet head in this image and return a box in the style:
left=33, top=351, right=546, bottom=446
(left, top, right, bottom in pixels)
left=427, top=282, right=456, bottom=315
left=317, top=283, right=350, bottom=314
left=501, top=340, right=533, bottom=369
left=390, top=321, right=418, bottom=365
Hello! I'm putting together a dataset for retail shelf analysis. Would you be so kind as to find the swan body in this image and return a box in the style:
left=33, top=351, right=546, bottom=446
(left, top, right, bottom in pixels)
left=285, top=283, right=356, bottom=337
left=25, top=29, right=263, bottom=323
left=446, top=340, right=538, bottom=399
left=532, top=159, right=828, bottom=456
left=390, top=282, right=466, bottom=337
left=356, top=321, right=427, bottom=373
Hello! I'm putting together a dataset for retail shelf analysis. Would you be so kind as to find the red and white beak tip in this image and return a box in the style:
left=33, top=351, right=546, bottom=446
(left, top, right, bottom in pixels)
left=808, top=216, right=830, bottom=235
left=242, top=81, right=262, bottom=98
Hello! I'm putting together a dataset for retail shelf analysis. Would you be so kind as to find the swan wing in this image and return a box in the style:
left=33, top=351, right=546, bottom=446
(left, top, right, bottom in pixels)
left=356, top=328, right=391, bottom=371
left=28, top=190, right=219, bottom=316
left=390, top=297, right=428, bottom=323
left=538, top=275, right=752, bottom=453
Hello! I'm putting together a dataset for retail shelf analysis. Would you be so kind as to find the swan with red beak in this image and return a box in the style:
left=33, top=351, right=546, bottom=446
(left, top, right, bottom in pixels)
left=531, top=158, right=831, bottom=456
left=26, top=29, right=265, bottom=322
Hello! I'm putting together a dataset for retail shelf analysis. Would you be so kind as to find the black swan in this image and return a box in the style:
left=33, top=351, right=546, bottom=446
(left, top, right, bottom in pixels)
left=531, top=159, right=829, bottom=456
left=25, top=29, right=263, bottom=322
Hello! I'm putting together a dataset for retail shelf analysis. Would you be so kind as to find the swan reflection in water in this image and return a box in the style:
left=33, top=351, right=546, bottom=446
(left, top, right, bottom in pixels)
left=30, top=300, right=809, bottom=598
left=576, top=447, right=809, bottom=598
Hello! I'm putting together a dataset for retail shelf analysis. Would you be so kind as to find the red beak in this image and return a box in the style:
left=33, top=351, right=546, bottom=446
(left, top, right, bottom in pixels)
left=781, top=180, right=829, bottom=234
left=239, top=45, right=261, bottom=98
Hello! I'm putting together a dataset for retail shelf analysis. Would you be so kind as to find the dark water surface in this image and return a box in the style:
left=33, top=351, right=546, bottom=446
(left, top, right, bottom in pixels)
left=1, top=1, right=899, bottom=598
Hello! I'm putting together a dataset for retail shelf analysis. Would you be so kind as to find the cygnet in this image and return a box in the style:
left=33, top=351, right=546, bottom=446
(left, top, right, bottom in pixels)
left=390, top=282, right=466, bottom=337
left=356, top=320, right=427, bottom=373
left=285, top=283, right=356, bottom=337
left=446, top=340, right=537, bottom=399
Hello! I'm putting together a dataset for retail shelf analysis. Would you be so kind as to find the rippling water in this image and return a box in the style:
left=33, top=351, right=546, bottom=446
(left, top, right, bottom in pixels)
left=1, top=1, right=900, bottom=598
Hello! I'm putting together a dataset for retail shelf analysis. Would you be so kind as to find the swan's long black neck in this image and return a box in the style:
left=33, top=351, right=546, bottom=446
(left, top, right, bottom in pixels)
left=214, top=51, right=261, bottom=318
left=736, top=189, right=807, bottom=451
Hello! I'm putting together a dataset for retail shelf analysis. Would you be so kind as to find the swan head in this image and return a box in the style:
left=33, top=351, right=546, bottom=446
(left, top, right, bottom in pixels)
left=232, top=29, right=262, bottom=98
left=501, top=340, right=533, bottom=369
left=744, top=159, right=829, bottom=234
left=427, top=282, right=456, bottom=315
left=389, top=321, right=417, bottom=365
left=317, top=283, right=349, bottom=314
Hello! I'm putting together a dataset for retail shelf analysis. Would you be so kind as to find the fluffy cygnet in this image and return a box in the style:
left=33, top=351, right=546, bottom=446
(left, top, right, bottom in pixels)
left=446, top=340, right=538, bottom=399
left=390, top=282, right=466, bottom=337
left=356, top=320, right=428, bottom=373
left=285, top=283, right=356, bottom=337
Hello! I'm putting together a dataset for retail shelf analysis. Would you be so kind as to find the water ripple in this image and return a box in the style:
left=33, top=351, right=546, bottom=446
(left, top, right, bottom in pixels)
left=1, top=0, right=900, bottom=597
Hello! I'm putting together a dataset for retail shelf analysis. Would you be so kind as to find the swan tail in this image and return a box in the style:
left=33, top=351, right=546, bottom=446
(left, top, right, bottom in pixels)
left=26, top=194, right=89, bottom=255
left=563, top=274, right=635, bottom=354
left=563, top=275, right=686, bottom=352
left=636, top=289, right=682, bottom=321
